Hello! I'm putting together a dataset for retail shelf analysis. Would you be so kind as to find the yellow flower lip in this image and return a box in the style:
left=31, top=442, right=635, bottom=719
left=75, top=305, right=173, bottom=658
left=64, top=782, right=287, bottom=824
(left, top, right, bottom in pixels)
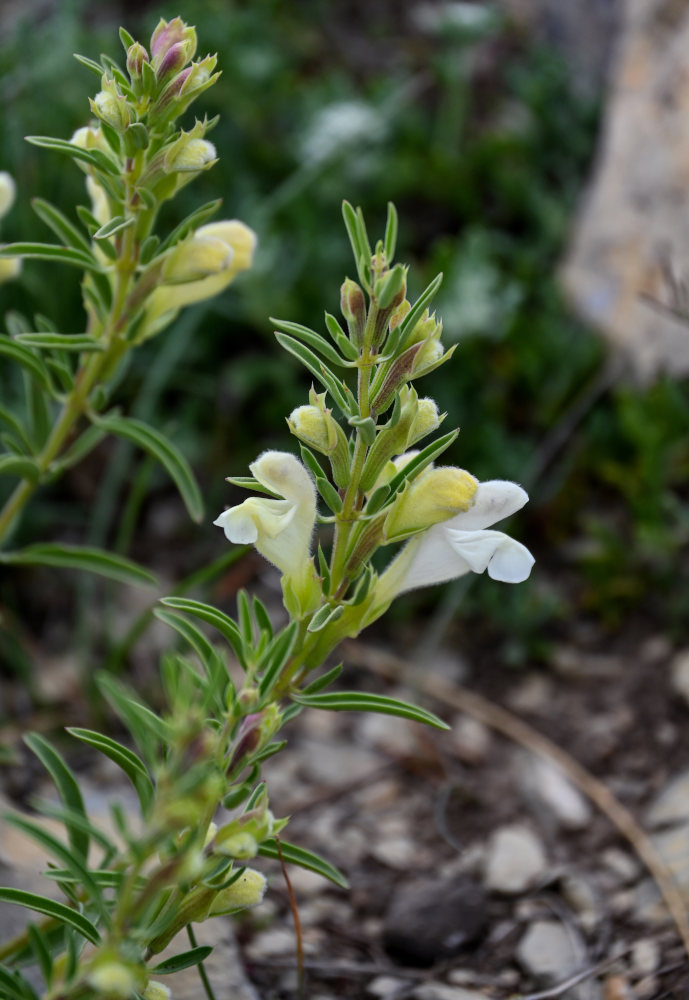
left=383, top=465, right=479, bottom=541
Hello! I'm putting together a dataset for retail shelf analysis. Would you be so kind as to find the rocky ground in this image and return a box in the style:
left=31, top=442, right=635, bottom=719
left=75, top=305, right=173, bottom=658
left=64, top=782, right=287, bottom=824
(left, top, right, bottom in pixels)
left=3, top=612, right=689, bottom=1000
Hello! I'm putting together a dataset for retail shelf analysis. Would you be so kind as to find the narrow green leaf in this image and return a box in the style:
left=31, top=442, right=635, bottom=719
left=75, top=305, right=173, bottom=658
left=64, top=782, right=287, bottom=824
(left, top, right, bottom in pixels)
left=26, top=923, right=53, bottom=988
left=0, top=405, right=33, bottom=453
left=384, top=202, right=398, bottom=261
left=2, top=815, right=108, bottom=920
left=73, top=52, right=106, bottom=77
left=0, top=964, right=39, bottom=1000
left=0, top=455, right=41, bottom=482
left=119, top=26, right=136, bottom=49
left=0, top=543, right=157, bottom=588
left=156, top=199, right=223, bottom=256
left=237, top=589, right=253, bottom=645
left=317, top=544, right=331, bottom=592
left=315, top=476, right=343, bottom=513
left=93, top=414, right=203, bottom=522
left=31, top=198, right=92, bottom=253
left=301, top=662, right=343, bottom=695
left=0, top=336, right=52, bottom=390
left=275, top=333, right=351, bottom=415
left=252, top=597, right=274, bottom=640
left=152, top=946, right=214, bottom=975
left=258, top=839, right=348, bottom=889
left=23, top=734, right=89, bottom=862
left=292, top=691, right=449, bottom=730
left=224, top=475, right=281, bottom=497
left=392, top=272, right=443, bottom=352
left=257, top=621, right=298, bottom=696
left=154, top=608, right=217, bottom=666
left=93, top=216, right=135, bottom=240
left=306, top=604, right=344, bottom=633
left=0, top=242, right=101, bottom=271
left=67, top=728, right=154, bottom=815
left=25, top=135, right=119, bottom=175
left=341, top=201, right=364, bottom=265
left=299, top=445, right=328, bottom=482
left=15, top=333, right=104, bottom=352
left=324, top=312, right=359, bottom=360
left=0, top=888, right=100, bottom=944
left=42, top=868, right=139, bottom=888
left=96, top=674, right=169, bottom=765
left=271, top=318, right=348, bottom=368
left=158, top=598, right=246, bottom=668
left=54, top=424, right=107, bottom=471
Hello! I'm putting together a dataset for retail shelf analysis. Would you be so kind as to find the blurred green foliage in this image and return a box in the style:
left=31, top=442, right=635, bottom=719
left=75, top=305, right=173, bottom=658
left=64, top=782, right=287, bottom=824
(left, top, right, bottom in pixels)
left=1, top=0, right=688, bottom=674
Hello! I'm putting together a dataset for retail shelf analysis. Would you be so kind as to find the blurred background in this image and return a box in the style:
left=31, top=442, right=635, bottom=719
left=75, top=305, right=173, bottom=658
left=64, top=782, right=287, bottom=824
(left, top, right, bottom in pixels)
left=1, top=0, right=688, bottom=695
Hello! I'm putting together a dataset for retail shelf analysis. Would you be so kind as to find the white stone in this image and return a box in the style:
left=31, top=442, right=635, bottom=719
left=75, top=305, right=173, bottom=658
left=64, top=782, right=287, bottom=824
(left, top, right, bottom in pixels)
left=671, top=650, right=689, bottom=707
left=450, top=715, right=491, bottom=764
left=631, top=938, right=660, bottom=976
left=516, top=920, right=579, bottom=981
left=367, top=975, right=409, bottom=997
left=483, top=824, right=548, bottom=894
left=517, top=752, right=592, bottom=830
left=645, top=770, right=689, bottom=827
left=601, top=847, right=641, bottom=885
left=413, top=983, right=488, bottom=1000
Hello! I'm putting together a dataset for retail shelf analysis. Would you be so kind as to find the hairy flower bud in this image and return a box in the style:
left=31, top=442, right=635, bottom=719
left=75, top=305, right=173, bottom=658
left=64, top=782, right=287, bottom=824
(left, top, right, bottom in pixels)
left=208, top=868, right=267, bottom=914
left=407, top=396, right=442, bottom=447
left=143, top=982, right=171, bottom=1000
left=165, top=137, right=217, bottom=173
left=90, top=83, right=131, bottom=133
left=287, top=390, right=350, bottom=487
left=384, top=466, right=479, bottom=541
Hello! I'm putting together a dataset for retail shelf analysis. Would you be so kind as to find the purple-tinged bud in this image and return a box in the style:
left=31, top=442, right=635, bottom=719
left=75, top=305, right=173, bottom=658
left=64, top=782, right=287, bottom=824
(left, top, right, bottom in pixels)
left=156, top=39, right=195, bottom=83
left=126, top=42, right=149, bottom=80
left=370, top=341, right=425, bottom=415
left=150, top=17, right=197, bottom=66
left=340, top=277, right=366, bottom=348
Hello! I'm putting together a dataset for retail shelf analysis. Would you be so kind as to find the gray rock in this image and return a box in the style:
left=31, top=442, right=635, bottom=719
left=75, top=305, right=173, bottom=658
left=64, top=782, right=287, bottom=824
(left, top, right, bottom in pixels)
left=645, top=770, right=689, bottom=827
left=367, top=974, right=411, bottom=998
left=516, top=919, right=580, bottom=981
left=483, top=824, right=548, bottom=894
left=516, top=752, right=592, bottom=831
left=383, top=876, right=489, bottom=967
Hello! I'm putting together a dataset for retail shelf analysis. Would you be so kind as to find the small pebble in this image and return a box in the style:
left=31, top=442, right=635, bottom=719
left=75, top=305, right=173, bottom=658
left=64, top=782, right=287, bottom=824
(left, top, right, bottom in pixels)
left=483, top=824, right=548, bottom=894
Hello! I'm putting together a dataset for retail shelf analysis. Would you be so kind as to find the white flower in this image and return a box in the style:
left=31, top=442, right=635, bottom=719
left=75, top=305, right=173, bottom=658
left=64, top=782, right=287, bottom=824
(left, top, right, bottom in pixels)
left=0, top=172, right=16, bottom=219
left=373, top=479, right=534, bottom=609
left=214, top=451, right=316, bottom=581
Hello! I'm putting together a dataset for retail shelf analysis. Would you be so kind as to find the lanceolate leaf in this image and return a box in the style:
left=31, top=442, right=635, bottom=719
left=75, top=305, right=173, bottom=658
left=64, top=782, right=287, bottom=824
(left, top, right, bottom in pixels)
left=152, top=946, right=214, bottom=975
left=385, top=429, right=459, bottom=497
left=25, top=135, right=120, bottom=175
left=291, top=691, right=449, bottom=730
left=0, top=337, right=52, bottom=390
left=67, top=728, right=154, bottom=815
left=259, top=839, right=348, bottom=888
left=159, top=598, right=246, bottom=668
left=93, top=414, right=203, bottom=522
left=0, top=455, right=41, bottom=482
left=0, top=888, right=100, bottom=944
left=15, top=333, right=104, bottom=352
left=0, top=963, right=40, bottom=1000
left=271, top=318, right=349, bottom=368
left=257, top=621, right=298, bottom=696
left=0, top=543, right=157, bottom=588
left=2, top=815, right=107, bottom=921
left=23, top=734, right=89, bottom=862
left=31, top=198, right=92, bottom=254
left=274, top=333, right=351, bottom=415
left=156, top=198, right=223, bottom=256
left=0, top=243, right=101, bottom=271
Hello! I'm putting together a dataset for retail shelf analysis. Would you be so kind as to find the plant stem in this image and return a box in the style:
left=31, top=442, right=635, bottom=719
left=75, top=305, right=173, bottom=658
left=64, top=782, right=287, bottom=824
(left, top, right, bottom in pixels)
left=187, top=924, right=218, bottom=1000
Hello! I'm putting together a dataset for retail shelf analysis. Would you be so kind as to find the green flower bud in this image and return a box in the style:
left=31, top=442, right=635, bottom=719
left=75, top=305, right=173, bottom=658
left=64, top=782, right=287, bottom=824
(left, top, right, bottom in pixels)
left=287, top=390, right=350, bottom=487
left=88, top=955, right=145, bottom=999
left=384, top=466, right=479, bottom=541
left=0, top=256, right=20, bottom=284
left=126, top=41, right=149, bottom=81
left=340, top=277, right=366, bottom=348
left=165, top=137, right=217, bottom=173
left=90, top=82, right=131, bottom=133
